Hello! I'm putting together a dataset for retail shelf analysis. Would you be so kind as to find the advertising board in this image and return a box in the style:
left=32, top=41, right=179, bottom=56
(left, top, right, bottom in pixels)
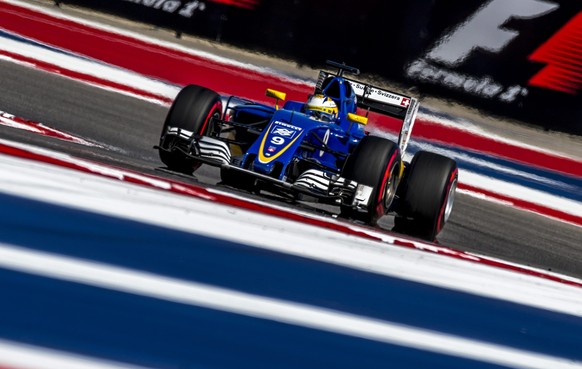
left=58, top=0, right=582, bottom=134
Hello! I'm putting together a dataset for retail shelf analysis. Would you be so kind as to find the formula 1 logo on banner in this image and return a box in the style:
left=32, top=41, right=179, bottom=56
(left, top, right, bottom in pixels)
left=406, top=0, right=582, bottom=103
left=211, top=0, right=259, bottom=9
left=528, top=12, right=582, bottom=94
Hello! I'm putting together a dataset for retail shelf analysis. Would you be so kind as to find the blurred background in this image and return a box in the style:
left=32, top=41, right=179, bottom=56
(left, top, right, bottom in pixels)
left=57, top=0, right=582, bottom=135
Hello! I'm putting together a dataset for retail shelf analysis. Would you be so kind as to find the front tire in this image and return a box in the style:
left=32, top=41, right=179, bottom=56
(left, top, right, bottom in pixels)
left=340, top=136, right=401, bottom=225
left=159, top=84, right=222, bottom=174
left=394, top=151, right=458, bottom=241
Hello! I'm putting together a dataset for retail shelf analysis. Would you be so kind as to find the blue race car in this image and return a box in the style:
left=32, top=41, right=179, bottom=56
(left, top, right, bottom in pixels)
left=156, top=61, right=458, bottom=241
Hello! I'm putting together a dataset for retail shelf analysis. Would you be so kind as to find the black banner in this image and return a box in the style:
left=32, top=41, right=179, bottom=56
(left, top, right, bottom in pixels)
left=401, top=0, right=582, bottom=135
left=58, top=0, right=582, bottom=135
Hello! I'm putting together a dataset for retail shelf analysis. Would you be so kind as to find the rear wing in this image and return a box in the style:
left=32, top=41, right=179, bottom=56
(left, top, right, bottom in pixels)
left=316, top=70, right=419, bottom=155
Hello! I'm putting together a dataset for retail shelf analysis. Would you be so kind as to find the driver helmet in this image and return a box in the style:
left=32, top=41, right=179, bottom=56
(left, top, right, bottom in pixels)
left=305, top=94, right=338, bottom=122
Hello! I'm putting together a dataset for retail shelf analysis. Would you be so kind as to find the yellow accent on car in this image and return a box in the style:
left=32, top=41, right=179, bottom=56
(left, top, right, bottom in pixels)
left=399, top=161, right=406, bottom=179
left=266, top=89, right=286, bottom=109
left=258, top=124, right=302, bottom=164
left=347, top=113, right=368, bottom=125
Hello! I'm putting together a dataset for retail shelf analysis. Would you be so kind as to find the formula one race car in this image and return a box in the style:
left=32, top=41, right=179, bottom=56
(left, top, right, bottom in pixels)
left=156, top=60, right=458, bottom=241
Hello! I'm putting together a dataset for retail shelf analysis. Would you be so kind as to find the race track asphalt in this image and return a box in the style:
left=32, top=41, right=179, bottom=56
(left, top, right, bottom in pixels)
left=1, top=59, right=582, bottom=278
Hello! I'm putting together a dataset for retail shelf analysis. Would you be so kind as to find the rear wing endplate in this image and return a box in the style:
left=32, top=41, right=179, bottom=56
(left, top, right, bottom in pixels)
left=316, top=70, right=420, bottom=155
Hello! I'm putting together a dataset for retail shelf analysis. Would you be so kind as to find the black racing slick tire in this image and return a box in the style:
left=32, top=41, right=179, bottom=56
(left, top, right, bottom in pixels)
left=159, top=84, right=222, bottom=174
left=394, top=151, right=458, bottom=242
left=340, top=136, right=401, bottom=225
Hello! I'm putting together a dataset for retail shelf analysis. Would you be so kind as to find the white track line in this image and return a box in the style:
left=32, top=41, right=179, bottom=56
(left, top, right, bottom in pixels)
left=1, top=243, right=581, bottom=369
left=0, top=141, right=581, bottom=317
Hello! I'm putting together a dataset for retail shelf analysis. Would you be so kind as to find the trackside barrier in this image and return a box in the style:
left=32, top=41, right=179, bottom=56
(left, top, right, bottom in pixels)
left=52, top=0, right=582, bottom=134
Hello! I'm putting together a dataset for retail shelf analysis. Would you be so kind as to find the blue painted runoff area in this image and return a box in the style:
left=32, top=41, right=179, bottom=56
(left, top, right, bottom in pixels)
left=1, top=192, right=581, bottom=368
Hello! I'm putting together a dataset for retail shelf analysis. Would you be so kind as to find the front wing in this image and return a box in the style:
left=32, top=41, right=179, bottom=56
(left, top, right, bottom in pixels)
left=157, top=135, right=374, bottom=209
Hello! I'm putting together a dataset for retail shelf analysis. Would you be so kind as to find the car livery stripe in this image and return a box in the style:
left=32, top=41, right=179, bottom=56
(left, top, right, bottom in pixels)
left=258, top=122, right=303, bottom=164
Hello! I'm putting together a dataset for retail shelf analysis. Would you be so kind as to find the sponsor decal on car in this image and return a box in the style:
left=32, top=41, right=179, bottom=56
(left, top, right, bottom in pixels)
left=349, top=81, right=410, bottom=107
left=319, top=129, right=330, bottom=158
left=272, top=127, right=297, bottom=138
left=258, top=121, right=303, bottom=163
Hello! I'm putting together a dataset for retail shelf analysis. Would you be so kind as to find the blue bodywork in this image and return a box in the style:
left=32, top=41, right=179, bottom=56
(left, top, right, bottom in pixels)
left=227, top=76, right=367, bottom=181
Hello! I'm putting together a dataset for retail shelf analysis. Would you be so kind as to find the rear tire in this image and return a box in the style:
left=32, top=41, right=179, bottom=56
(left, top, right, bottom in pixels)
left=340, top=136, right=401, bottom=225
left=159, top=84, right=222, bottom=174
left=394, top=151, right=458, bottom=241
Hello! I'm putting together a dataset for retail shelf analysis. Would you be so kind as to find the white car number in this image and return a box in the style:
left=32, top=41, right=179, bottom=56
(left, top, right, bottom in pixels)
left=271, top=136, right=285, bottom=145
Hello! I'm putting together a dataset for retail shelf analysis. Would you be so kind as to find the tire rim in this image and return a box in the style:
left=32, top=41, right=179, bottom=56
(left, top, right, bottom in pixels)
left=443, top=177, right=457, bottom=223
left=382, top=167, right=399, bottom=210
